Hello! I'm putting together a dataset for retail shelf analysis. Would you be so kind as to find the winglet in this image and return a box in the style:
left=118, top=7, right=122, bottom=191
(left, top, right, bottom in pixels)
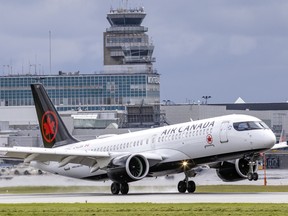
left=31, top=84, right=79, bottom=148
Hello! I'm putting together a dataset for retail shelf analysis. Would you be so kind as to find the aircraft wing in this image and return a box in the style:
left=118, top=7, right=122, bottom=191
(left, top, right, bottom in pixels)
left=0, top=146, right=112, bottom=167
left=270, top=142, right=288, bottom=150
left=0, top=146, right=163, bottom=169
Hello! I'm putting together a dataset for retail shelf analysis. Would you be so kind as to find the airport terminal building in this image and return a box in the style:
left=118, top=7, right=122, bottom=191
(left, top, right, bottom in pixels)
left=0, top=72, right=159, bottom=111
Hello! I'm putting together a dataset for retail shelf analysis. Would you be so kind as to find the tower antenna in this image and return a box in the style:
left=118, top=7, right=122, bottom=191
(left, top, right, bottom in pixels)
left=49, top=30, right=52, bottom=74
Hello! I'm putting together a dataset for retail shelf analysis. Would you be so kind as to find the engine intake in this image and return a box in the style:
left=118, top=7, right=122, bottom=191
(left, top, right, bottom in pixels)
left=107, top=154, right=149, bottom=183
left=216, top=158, right=258, bottom=182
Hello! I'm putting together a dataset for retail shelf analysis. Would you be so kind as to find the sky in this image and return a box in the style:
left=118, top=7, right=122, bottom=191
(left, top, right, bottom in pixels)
left=0, top=0, right=288, bottom=104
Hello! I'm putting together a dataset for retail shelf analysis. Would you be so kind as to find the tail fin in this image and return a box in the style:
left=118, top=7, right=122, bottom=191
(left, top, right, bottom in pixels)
left=279, top=129, right=286, bottom=143
left=31, top=83, right=78, bottom=148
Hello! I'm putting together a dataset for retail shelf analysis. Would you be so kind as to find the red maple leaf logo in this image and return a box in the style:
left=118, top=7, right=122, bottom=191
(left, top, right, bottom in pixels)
left=41, top=111, right=58, bottom=144
left=43, top=116, right=55, bottom=137
left=206, top=134, right=213, bottom=144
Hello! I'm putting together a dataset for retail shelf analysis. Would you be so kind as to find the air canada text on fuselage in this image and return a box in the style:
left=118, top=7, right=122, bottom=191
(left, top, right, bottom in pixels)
left=161, top=121, right=215, bottom=136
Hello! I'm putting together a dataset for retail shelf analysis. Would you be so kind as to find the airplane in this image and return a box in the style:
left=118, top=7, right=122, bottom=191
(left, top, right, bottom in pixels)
left=0, top=83, right=281, bottom=195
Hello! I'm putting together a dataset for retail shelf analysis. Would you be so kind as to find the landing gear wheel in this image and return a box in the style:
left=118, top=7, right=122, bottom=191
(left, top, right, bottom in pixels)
left=247, top=172, right=258, bottom=181
left=111, top=182, right=120, bottom=195
left=187, top=181, right=196, bottom=193
left=177, top=181, right=187, bottom=193
left=252, top=172, right=258, bottom=181
left=120, top=183, right=129, bottom=195
left=247, top=172, right=253, bottom=181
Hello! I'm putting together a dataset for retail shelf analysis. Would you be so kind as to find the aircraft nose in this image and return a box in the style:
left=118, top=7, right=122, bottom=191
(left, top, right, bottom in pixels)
left=263, top=130, right=276, bottom=149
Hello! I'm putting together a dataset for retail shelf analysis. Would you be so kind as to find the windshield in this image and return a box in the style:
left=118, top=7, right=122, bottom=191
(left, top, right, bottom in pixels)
left=233, top=121, right=269, bottom=131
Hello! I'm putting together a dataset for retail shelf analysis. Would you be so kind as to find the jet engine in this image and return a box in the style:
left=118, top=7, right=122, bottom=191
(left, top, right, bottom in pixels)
left=107, top=154, right=149, bottom=183
left=216, top=158, right=258, bottom=182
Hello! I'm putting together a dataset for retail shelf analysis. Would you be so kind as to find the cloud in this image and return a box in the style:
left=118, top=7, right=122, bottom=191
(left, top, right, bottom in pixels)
left=158, top=33, right=204, bottom=58
left=228, top=36, right=257, bottom=56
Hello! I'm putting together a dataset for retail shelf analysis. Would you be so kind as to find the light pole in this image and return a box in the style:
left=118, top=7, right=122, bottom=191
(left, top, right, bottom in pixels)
left=30, top=64, right=37, bottom=74
left=202, top=96, right=211, bottom=104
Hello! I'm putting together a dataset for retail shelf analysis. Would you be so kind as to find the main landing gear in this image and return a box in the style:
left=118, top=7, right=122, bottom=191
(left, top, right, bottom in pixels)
left=177, top=171, right=196, bottom=193
left=111, top=182, right=129, bottom=195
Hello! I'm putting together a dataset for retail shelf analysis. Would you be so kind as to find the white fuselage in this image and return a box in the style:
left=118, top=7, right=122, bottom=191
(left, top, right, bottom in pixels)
left=32, top=114, right=276, bottom=181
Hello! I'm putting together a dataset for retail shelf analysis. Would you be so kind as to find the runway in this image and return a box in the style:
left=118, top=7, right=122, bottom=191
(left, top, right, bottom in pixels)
left=1, top=192, right=288, bottom=203
left=0, top=169, right=288, bottom=203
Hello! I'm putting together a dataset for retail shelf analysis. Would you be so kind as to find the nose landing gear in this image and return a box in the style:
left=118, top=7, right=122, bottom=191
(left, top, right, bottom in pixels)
left=247, top=158, right=259, bottom=181
left=247, top=161, right=259, bottom=181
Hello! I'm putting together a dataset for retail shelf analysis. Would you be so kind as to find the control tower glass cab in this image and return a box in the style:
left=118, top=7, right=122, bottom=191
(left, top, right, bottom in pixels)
left=104, top=6, right=156, bottom=73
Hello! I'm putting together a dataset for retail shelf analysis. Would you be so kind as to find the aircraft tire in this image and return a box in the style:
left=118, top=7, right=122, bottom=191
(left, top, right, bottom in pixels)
left=252, top=172, right=258, bottom=181
left=177, top=181, right=187, bottom=193
left=247, top=172, right=253, bottom=181
left=120, top=183, right=129, bottom=195
left=187, top=181, right=196, bottom=193
left=111, top=182, right=120, bottom=195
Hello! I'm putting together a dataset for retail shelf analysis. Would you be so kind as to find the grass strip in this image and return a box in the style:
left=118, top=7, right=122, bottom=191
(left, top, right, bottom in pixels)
left=0, top=203, right=288, bottom=216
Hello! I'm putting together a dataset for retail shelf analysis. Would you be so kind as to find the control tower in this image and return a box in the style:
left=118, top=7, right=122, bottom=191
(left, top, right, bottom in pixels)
left=103, top=4, right=162, bottom=127
left=103, top=5, right=156, bottom=73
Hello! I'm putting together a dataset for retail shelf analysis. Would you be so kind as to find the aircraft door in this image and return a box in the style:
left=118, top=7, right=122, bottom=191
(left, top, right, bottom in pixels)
left=151, top=134, right=157, bottom=150
left=220, top=121, right=229, bottom=143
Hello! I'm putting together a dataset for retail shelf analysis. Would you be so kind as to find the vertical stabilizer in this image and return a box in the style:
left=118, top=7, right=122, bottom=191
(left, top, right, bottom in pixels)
left=279, top=129, right=286, bottom=143
left=31, top=84, right=78, bottom=148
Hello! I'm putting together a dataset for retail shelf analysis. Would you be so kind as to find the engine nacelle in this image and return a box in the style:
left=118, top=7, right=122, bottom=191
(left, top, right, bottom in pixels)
left=216, top=158, right=258, bottom=182
left=107, top=154, right=149, bottom=183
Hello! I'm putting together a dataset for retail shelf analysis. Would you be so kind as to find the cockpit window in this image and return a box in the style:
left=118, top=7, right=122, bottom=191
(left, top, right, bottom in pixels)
left=259, top=121, right=270, bottom=129
left=233, top=121, right=268, bottom=131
